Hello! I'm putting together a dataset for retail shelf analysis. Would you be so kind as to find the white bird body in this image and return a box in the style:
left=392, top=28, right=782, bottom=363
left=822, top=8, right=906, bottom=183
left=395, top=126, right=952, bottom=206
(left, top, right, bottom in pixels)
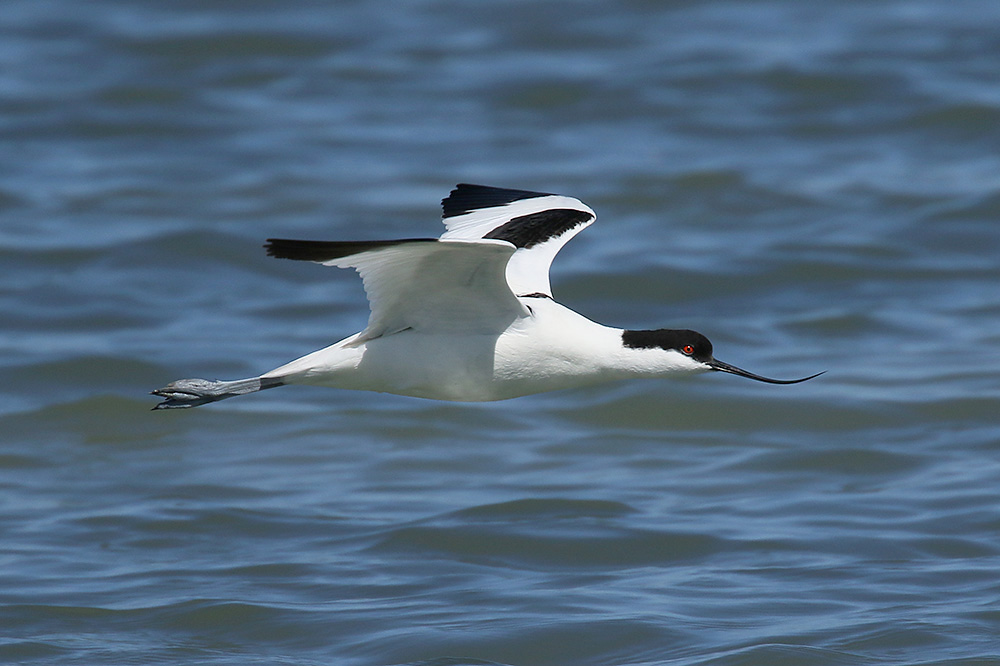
left=264, top=296, right=668, bottom=402
left=153, top=184, right=821, bottom=409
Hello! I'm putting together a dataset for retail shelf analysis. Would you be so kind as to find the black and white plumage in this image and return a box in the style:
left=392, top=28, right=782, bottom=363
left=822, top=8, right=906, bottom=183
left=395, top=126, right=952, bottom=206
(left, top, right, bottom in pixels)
left=153, top=184, right=821, bottom=409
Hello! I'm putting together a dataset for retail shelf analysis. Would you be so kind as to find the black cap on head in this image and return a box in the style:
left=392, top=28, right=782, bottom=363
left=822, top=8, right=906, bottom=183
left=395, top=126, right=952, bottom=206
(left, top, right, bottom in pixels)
left=621, top=328, right=713, bottom=363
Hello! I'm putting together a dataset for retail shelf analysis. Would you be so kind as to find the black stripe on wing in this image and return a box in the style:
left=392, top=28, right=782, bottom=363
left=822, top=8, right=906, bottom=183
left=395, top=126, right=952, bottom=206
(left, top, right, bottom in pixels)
left=483, top=209, right=594, bottom=250
left=265, top=238, right=436, bottom=262
left=442, top=183, right=553, bottom=219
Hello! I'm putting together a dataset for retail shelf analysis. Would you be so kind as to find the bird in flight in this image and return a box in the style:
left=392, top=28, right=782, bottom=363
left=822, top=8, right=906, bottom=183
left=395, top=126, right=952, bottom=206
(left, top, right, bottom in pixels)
left=153, top=184, right=822, bottom=409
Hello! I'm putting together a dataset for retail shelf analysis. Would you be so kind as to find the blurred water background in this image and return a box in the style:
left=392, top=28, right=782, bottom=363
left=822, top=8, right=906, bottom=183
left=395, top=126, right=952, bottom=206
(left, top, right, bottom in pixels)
left=2, top=1, right=1000, bottom=664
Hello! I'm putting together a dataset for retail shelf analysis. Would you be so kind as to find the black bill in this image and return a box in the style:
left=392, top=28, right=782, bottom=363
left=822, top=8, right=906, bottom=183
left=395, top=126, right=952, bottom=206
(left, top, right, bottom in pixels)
left=709, top=359, right=825, bottom=385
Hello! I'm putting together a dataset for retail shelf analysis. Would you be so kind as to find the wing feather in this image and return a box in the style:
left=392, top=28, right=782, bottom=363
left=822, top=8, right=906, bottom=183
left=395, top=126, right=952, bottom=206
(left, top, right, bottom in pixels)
left=266, top=237, right=524, bottom=340
left=264, top=184, right=596, bottom=340
left=439, top=184, right=596, bottom=296
left=265, top=238, right=435, bottom=262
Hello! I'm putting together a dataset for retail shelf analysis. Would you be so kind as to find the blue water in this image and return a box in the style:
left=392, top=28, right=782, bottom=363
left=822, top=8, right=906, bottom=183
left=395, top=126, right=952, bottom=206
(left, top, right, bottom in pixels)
left=3, top=1, right=1000, bottom=664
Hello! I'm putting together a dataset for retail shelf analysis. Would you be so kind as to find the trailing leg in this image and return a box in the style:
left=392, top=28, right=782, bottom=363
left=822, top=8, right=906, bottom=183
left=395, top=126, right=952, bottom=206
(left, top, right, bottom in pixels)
left=151, top=376, right=283, bottom=409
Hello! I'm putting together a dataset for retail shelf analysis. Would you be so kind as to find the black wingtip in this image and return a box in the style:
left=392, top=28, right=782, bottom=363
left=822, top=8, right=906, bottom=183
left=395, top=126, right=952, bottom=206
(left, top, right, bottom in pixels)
left=264, top=238, right=436, bottom=262
left=442, top=184, right=554, bottom=218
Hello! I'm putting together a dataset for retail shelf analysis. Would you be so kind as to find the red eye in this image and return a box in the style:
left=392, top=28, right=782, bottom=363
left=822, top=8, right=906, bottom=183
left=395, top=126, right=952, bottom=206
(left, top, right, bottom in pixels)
left=682, top=345, right=695, bottom=355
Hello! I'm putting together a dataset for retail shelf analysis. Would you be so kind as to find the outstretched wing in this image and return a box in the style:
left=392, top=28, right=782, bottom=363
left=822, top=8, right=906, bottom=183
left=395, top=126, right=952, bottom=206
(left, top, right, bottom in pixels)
left=265, top=237, right=525, bottom=341
left=440, top=184, right=596, bottom=297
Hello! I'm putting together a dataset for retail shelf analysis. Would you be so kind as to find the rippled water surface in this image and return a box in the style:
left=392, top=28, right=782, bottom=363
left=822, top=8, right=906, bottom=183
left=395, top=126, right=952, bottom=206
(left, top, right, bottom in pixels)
left=3, top=1, right=1000, bottom=665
